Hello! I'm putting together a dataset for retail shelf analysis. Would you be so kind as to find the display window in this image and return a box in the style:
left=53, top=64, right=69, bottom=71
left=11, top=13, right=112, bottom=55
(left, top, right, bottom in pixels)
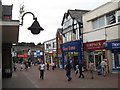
left=112, top=50, right=120, bottom=70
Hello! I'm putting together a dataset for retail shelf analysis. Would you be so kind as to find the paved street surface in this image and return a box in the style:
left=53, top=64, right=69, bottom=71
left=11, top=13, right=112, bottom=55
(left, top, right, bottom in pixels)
left=2, top=64, right=119, bottom=88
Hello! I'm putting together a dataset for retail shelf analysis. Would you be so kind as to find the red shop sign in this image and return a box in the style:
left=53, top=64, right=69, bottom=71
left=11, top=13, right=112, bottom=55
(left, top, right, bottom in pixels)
left=45, top=53, right=53, bottom=56
left=17, top=55, right=28, bottom=58
left=84, top=40, right=106, bottom=51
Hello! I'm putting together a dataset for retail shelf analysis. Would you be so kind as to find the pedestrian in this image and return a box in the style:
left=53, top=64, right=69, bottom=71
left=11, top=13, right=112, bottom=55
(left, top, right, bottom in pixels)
left=39, top=61, right=45, bottom=80
left=25, top=62, right=28, bottom=71
left=51, top=62, right=55, bottom=70
left=89, top=61, right=94, bottom=79
left=20, top=63, right=24, bottom=71
left=75, top=64, right=79, bottom=74
left=54, top=62, right=57, bottom=68
left=100, top=59, right=107, bottom=76
left=104, top=59, right=108, bottom=74
left=47, top=62, right=49, bottom=70
left=13, top=63, right=17, bottom=71
left=96, top=64, right=102, bottom=75
left=65, top=60, right=72, bottom=81
left=78, top=63, right=85, bottom=78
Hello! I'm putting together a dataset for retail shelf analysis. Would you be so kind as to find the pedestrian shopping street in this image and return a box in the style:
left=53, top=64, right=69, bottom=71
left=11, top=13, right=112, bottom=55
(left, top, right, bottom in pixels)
left=2, top=64, right=119, bottom=88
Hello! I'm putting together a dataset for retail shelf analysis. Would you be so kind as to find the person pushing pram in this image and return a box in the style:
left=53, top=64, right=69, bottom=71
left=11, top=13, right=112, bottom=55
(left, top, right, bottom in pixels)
left=96, top=65, right=102, bottom=75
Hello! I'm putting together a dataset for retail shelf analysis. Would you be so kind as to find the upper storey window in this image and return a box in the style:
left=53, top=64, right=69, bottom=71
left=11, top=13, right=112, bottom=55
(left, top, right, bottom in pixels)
left=116, top=10, right=120, bottom=22
left=92, top=16, right=105, bottom=29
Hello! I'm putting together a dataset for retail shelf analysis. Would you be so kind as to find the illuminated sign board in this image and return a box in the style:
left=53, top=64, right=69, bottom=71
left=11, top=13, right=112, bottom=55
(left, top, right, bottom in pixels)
left=60, top=40, right=81, bottom=52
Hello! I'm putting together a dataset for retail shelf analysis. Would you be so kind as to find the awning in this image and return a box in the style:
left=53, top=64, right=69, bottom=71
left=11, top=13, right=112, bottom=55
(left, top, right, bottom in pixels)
left=0, top=20, right=19, bottom=43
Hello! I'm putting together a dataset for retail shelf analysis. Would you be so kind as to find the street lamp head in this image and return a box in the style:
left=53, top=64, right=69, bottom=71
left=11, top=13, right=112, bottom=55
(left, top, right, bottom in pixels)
left=28, top=18, right=44, bottom=34
left=20, top=12, right=44, bottom=35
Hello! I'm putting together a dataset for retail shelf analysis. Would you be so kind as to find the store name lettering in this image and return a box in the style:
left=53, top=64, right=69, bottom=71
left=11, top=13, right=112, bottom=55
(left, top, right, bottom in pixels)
left=63, top=46, right=76, bottom=51
left=86, top=42, right=102, bottom=47
left=112, top=43, right=120, bottom=47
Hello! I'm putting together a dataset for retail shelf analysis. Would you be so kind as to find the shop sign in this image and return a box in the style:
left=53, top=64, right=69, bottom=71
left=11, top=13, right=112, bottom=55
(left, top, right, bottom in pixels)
left=45, top=53, right=53, bottom=56
left=58, top=54, right=62, bottom=57
left=103, top=40, right=120, bottom=50
left=53, top=53, right=56, bottom=57
left=84, top=40, right=105, bottom=51
left=17, top=54, right=28, bottom=58
left=60, top=40, right=81, bottom=52
left=63, top=46, right=76, bottom=51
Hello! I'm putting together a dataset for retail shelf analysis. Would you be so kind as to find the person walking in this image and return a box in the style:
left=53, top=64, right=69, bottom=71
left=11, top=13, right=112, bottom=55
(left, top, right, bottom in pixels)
left=51, top=62, right=55, bottom=70
left=78, top=63, right=85, bottom=78
left=75, top=64, right=79, bottom=74
left=65, top=60, right=72, bottom=81
left=25, top=62, right=28, bottom=71
left=89, top=61, right=94, bottom=79
left=13, top=63, right=17, bottom=71
left=47, top=62, right=49, bottom=70
left=39, top=61, right=45, bottom=80
left=100, top=59, right=107, bottom=76
left=20, top=63, right=24, bottom=71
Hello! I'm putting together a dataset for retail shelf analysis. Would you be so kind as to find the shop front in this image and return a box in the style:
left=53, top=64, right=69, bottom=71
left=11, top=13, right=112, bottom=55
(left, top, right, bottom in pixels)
left=44, top=53, right=54, bottom=64
left=84, top=40, right=106, bottom=70
left=57, top=54, right=62, bottom=68
left=60, top=40, right=82, bottom=69
left=103, top=40, right=120, bottom=71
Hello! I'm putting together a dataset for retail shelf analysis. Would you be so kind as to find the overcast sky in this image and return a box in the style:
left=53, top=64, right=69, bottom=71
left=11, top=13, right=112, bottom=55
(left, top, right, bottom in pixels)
left=2, top=0, right=111, bottom=45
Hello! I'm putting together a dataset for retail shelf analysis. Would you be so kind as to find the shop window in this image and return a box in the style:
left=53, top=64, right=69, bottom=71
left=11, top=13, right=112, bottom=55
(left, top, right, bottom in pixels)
left=92, top=19, right=99, bottom=29
left=106, top=11, right=116, bottom=25
left=46, top=44, right=49, bottom=49
left=53, top=42, right=56, bottom=49
left=112, top=51, right=120, bottom=69
left=53, top=42, right=55, bottom=48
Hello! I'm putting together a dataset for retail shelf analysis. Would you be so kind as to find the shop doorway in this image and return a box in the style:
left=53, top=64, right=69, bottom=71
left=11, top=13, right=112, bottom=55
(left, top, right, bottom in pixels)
left=94, top=54, right=102, bottom=67
left=94, top=51, right=105, bottom=69
left=89, top=51, right=105, bottom=70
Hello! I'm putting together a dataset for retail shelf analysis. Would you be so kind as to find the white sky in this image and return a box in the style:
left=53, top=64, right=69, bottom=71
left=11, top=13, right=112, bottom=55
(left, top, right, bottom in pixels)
left=2, top=0, right=111, bottom=45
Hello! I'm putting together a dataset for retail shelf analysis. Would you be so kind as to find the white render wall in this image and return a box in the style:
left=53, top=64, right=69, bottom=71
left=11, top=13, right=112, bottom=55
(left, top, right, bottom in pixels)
left=44, top=38, right=56, bottom=64
left=83, top=24, right=120, bottom=43
left=83, top=28, right=106, bottom=43
left=44, top=38, right=56, bottom=52
left=106, top=25, right=120, bottom=40
left=83, top=1, right=120, bottom=33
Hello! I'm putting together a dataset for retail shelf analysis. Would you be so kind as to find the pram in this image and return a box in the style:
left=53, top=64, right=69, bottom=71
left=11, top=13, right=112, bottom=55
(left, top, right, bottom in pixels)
left=96, top=65, right=102, bottom=75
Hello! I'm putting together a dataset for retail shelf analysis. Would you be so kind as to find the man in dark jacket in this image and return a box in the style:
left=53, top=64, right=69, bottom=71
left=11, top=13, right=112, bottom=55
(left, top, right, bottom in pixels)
left=78, top=63, right=85, bottom=78
left=65, top=60, right=72, bottom=81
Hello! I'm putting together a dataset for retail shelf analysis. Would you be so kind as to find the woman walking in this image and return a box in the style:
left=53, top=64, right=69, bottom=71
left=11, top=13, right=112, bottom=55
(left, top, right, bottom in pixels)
left=39, top=61, right=45, bottom=80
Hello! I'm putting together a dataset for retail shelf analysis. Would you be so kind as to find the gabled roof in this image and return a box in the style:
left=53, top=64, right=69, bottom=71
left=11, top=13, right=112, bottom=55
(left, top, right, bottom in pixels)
left=56, top=28, right=63, bottom=36
left=2, top=4, right=13, bottom=16
left=61, top=9, right=90, bottom=26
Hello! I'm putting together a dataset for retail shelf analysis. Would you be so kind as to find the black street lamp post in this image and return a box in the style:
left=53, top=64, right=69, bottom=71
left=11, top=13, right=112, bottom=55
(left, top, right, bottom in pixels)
left=20, top=12, right=44, bottom=35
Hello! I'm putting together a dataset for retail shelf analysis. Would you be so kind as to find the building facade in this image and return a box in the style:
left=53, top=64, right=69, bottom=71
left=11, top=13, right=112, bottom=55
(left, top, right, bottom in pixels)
left=60, top=9, right=89, bottom=69
left=0, top=1, right=2, bottom=89
left=44, top=38, right=56, bottom=64
left=12, top=43, right=44, bottom=64
left=56, top=28, right=63, bottom=68
left=83, top=1, right=120, bottom=72
left=1, top=4, right=19, bottom=78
